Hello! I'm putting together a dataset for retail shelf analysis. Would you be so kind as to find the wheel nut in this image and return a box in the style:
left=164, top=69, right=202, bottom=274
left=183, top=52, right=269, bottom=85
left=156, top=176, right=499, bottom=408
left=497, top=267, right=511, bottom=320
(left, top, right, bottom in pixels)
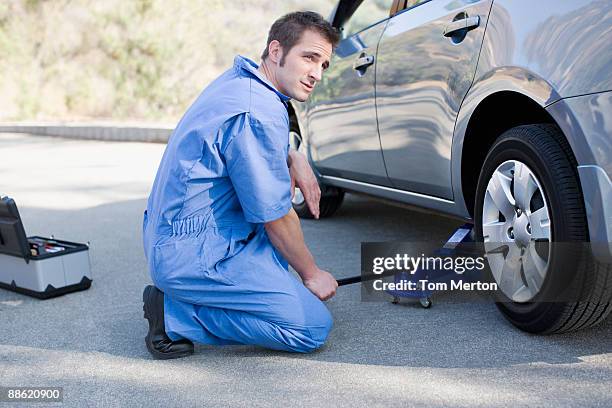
left=527, top=223, right=531, bottom=234
left=508, top=228, right=515, bottom=239
left=516, top=208, right=522, bottom=216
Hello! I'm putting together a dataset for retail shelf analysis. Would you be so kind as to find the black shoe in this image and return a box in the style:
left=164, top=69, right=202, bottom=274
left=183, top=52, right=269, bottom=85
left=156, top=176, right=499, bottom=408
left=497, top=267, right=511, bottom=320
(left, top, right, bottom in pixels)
left=143, top=285, right=194, bottom=359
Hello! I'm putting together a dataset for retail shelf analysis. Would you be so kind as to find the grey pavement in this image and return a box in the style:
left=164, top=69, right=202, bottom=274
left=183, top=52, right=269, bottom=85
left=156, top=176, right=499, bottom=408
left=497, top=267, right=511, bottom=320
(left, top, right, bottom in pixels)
left=0, top=133, right=610, bottom=407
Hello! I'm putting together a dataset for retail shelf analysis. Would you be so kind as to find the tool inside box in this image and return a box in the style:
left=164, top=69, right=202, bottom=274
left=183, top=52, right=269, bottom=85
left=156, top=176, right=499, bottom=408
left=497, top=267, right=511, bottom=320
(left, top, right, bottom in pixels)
left=0, top=196, right=88, bottom=261
left=27, top=236, right=88, bottom=259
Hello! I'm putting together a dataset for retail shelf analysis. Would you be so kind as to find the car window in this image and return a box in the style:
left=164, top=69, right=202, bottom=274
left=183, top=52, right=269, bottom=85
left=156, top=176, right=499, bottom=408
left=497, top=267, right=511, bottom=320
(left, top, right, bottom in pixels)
left=342, top=0, right=394, bottom=37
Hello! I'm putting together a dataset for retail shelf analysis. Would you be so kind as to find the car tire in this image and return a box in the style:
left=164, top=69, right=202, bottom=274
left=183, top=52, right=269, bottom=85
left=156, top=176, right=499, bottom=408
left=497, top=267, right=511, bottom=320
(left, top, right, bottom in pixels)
left=293, top=185, right=345, bottom=219
left=474, top=123, right=612, bottom=334
left=289, top=126, right=344, bottom=219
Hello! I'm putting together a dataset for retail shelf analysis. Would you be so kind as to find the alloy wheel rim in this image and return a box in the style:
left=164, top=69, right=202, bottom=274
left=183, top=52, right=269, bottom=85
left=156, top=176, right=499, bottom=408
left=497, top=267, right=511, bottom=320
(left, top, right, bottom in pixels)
left=292, top=188, right=305, bottom=205
left=482, top=160, right=552, bottom=302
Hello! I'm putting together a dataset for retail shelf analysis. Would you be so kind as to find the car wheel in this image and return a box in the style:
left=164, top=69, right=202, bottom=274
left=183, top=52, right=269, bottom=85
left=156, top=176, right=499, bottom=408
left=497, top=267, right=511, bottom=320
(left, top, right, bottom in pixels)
left=290, top=128, right=344, bottom=219
left=474, top=124, right=612, bottom=333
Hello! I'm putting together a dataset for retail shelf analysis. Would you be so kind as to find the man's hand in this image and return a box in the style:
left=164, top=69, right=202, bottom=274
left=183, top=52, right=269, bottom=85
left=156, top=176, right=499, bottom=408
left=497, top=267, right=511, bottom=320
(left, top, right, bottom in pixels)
left=303, top=269, right=338, bottom=301
left=288, top=150, right=321, bottom=219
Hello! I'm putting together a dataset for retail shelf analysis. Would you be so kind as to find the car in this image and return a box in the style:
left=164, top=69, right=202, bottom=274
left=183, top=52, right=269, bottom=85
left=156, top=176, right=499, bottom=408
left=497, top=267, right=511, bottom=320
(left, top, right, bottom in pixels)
left=288, top=0, right=612, bottom=334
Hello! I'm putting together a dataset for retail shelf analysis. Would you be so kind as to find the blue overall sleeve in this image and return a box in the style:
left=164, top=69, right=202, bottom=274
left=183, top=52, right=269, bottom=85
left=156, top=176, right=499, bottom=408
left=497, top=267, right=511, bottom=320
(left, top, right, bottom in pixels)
left=223, top=112, right=292, bottom=223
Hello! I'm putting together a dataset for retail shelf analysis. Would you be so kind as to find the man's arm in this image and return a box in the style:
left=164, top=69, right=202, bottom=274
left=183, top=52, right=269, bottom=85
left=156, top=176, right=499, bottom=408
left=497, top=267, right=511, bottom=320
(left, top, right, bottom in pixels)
left=264, top=208, right=337, bottom=301
left=288, top=150, right=321, bottom=219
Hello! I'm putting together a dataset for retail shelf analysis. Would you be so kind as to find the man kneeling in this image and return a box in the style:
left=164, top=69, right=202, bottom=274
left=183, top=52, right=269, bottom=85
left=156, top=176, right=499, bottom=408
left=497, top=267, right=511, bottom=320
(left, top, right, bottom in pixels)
left=142, top=11, right=339, bottom=359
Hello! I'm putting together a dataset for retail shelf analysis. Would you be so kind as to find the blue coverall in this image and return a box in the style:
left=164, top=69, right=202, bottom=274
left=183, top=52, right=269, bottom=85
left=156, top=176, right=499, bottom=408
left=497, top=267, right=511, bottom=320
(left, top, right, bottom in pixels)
left=142, top=55, right=332, bottom=353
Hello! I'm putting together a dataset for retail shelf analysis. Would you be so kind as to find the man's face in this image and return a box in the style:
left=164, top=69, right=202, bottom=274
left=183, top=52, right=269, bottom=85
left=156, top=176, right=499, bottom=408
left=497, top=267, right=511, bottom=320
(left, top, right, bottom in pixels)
left=272, top=30, right=332, bottom=102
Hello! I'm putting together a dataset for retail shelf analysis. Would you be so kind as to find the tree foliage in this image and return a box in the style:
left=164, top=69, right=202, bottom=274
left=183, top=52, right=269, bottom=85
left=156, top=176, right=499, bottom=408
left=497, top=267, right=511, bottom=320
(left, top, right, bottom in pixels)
left=0, top=0, right=334, bottom=121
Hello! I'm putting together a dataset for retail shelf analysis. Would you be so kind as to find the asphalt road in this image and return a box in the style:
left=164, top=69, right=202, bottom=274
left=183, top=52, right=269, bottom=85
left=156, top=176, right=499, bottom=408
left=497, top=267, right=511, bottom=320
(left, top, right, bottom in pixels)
left=0, top=133, right=610, bottom=407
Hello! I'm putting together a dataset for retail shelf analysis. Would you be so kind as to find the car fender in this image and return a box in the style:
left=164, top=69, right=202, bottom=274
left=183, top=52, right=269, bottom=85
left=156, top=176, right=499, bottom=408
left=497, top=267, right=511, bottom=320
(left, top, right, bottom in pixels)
left=451, top=67, right=560, bottom=218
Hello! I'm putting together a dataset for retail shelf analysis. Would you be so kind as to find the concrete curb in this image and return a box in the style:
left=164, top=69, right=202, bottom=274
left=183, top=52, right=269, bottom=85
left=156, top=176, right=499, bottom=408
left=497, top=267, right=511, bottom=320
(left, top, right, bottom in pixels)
left=0, top=122, right=174, bottom=143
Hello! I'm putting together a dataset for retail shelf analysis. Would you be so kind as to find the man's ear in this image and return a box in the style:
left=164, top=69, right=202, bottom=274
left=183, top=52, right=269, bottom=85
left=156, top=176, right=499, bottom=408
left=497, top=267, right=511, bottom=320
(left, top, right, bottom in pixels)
left=267, top=40, right=284, bottom=66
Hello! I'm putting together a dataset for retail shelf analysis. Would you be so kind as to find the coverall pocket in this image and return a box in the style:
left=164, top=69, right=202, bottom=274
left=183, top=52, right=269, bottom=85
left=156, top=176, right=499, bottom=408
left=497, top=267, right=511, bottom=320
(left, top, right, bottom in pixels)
left=201, top=226, right=254, bottom=285
left=152, top=236, right=205, bottom=288
left=249, top=119, right=288, bottom=171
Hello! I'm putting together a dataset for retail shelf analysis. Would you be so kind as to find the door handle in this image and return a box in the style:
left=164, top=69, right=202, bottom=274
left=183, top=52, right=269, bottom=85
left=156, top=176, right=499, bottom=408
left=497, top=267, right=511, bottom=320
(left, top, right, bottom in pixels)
left=353, top=54, right=374, bottom=71
left=443, top=15, right=480, bottom=37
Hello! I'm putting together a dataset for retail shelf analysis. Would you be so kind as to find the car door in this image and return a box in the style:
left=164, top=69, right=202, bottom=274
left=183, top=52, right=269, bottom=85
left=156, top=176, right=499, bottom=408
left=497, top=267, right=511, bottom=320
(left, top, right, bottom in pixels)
left=305, top=0, right=395, bottom=185
left=376, top=0, right=492, bottom=199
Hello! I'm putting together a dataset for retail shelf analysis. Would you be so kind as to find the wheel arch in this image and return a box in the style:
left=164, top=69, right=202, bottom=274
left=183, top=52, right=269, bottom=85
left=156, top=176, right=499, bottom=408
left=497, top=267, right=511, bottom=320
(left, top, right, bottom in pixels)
left=452, top=65, right=588, bottom=219
left=287, top=102, right=300, bottom=133
left=459, top=91, right=558, bottom=218
left=287, top=101, right=309, bottom=153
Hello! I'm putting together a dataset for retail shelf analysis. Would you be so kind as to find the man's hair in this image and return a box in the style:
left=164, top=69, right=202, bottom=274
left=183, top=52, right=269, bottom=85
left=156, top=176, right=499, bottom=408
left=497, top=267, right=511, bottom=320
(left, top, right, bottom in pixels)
left=261, top=11, right=340, bottom=65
